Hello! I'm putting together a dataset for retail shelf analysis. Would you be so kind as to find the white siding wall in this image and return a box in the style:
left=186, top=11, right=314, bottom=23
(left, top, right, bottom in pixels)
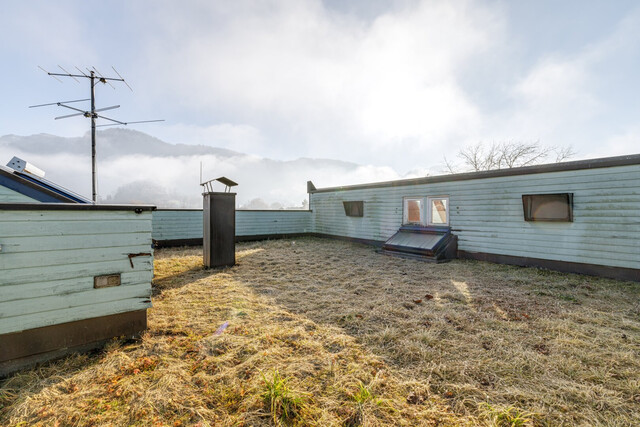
left=0, top=185, right=37, bottom=203
left=310, top=164, right=640, bottom=270
left=152, top=209, right=312, bottom=241
left=0, top=207, right=153, bottom=334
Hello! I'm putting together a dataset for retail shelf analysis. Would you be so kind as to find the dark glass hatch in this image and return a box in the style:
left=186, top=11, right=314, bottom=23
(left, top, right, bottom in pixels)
left=380, top=225, right=457, bottom=261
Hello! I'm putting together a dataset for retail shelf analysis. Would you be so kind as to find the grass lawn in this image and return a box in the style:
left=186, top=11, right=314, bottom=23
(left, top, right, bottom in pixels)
left=1, top=237, right=639, bottom=426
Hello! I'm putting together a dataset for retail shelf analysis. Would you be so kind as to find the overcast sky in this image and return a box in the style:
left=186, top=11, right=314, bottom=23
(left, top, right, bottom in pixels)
left=2, top=0, right=640, bottom=177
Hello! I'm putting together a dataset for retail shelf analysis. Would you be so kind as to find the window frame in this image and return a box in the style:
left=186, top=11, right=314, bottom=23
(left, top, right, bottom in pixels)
left=403, top=197, right=425, bottom=225
left=427, top=196, right=450, bottom=226
left=522, top=193, right=573, bottom=222
left=343, top=200, right=364, bottom=217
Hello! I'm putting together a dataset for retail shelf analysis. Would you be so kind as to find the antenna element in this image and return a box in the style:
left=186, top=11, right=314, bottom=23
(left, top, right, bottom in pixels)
left=31, top=66, right=164, bottom=203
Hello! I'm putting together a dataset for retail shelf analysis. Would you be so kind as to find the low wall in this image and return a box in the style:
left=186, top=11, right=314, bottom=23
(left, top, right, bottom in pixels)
left=152, top=209, right=312, bottom=246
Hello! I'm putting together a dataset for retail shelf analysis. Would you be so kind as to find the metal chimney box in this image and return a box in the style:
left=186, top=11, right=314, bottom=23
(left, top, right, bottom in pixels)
left=203, top=192, right=236, bottom=268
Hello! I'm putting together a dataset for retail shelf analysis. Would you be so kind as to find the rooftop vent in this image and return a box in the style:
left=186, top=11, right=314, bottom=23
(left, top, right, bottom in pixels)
left=6, top=156, right=45, bottom=178
left=200, top=176, right=238, bottom=193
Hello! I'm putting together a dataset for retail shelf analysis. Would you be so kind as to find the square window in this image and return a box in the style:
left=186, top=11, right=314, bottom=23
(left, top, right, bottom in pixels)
left=403, top=197, right=424, bottom=225
left=343, top=201, right=364, bottom=217
left=427, top=196, right=449, bottom=226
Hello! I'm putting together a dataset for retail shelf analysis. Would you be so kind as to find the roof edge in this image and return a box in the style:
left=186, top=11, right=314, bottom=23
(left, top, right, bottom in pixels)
left=310, top=153, right=640, bottom=194
left=0, top=203, right=156, bottom=211
left=0, top=167, right=80, bottom=203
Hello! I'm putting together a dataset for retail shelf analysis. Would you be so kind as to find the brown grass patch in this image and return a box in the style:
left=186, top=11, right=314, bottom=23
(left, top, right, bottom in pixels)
left=2, top=237, right=639, bottom=426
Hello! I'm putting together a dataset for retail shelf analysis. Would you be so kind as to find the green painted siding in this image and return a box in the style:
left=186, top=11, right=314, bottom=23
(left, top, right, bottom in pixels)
left=0, top=184, right=37, bottom=203
left=310, top=164, right=640, bottom=270
left=152, top=209, right=312, bottom=241
left=236, top=210, right=311, bottom=236
left=0, top=207, right=153, bottom=334
left=152, top=210, right=203, bottom=241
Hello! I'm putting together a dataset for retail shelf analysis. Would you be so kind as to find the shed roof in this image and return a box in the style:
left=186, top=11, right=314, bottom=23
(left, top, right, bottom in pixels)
left=0, top=164, right=91, bottom=203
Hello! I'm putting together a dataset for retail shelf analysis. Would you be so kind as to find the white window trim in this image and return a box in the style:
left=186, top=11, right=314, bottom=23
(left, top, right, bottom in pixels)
left=427, top=196, right=449, bottom=226
left=403, top=197, right=425, bottom=225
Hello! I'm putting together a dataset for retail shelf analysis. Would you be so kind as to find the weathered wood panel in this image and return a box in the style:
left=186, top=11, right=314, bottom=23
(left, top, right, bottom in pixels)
left=152, top=209, right=312, bottom=241
left=310, top=164, right=640, bottom=270
left=152, top=210, right=203, bottom=241
left=236, top=210, right=312, bottom=236
left=0, top=206, right=153, bottom=334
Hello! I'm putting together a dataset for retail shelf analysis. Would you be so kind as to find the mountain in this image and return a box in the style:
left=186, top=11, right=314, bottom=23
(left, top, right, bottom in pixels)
left=0, top=128, right=240, bottom=159
left=0, top=129, right=401, bottom=208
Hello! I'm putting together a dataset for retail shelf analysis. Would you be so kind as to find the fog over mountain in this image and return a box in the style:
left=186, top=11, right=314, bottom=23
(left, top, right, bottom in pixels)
left=0, top=129, right=409, bottom=208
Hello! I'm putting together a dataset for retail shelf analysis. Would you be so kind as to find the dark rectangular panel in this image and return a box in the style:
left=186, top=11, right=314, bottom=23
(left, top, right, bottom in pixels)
left=385, top=230, right=445, bottom=250
left=203, top=192, right=236, bottom=268
left=0, top=310, right=147, bottom=363
left=522, top=193, right=573, bottom=222
left=343, top=201, right=363, bottom=217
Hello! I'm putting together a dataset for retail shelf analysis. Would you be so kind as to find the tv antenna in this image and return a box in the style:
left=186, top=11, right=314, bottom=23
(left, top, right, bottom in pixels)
left=30, top=66, right=164, bottom=203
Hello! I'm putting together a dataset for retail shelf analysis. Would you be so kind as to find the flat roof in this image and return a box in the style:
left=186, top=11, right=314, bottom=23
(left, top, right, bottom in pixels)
left=310, top=153, right=640, bottom=194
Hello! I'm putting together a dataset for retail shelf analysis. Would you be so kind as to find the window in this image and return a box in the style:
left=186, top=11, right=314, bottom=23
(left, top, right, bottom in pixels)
left=522, top=193, right=573, bottom=222
left=343, top=201, right=364, bottom=217
left=403, top=197, right=424, bottom=225
left=403, top=196, right=449, bottom=226
left=427, top=196, right=449, bottom=226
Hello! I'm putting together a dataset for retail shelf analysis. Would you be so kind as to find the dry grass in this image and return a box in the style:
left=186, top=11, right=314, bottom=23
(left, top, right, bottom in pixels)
left=2, top=237, right=639, bottom=426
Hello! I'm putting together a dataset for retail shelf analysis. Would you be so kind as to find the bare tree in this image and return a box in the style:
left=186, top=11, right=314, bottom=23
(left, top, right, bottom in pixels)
left=444, top=141, right=575, bottom=173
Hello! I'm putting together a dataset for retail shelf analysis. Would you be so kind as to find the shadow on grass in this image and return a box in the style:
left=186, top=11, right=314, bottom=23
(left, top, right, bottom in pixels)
left=152, top=246, right=233, bottom=296
left=152, top=265, right=215, bottom=296
left=0, top=337, right=137, bottom=410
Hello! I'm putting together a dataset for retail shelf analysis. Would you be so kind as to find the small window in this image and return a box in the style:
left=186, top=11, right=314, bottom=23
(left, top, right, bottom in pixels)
left=403, top=197, right=425, bottom=225
left=427, top=196, right=449, bottom=226
left=343, top=201, right=364, bottom=217
left=522, top=193, right=573, bottom=222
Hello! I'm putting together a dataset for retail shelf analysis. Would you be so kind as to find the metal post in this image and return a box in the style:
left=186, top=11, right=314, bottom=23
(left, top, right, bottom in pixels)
left=90, top=71, right=97, bottom=203
left=32, top=67, right=163, bottom=202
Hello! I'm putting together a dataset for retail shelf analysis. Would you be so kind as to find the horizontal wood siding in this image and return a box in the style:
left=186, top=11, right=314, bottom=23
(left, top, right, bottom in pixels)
left=152, top=210, right=203, bottom=241
left=152, top=210, right=312, bottom=240
left=0, top=185, right=36, bottom=203
left=236, top=210, right=311, bottom=236
left=0, top=208, right=153, bottom=334
left=310, top=164, right=640, bottom=270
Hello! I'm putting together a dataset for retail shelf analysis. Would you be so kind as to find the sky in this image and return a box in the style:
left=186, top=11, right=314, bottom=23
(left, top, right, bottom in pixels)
left=1, top=0, right=640, bottom=185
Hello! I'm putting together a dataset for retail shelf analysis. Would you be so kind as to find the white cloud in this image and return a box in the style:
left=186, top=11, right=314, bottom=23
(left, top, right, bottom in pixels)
left=159, top=123, right=266, bottom=154
left=97, top=153, right=400, bottom=207
left=5, top=0, right=640, bottom=203
left=592, top=128, right=640, bottom=158
left=506, top=56, right=598, bottom=140
left=134, top=0, right=504, bottom=165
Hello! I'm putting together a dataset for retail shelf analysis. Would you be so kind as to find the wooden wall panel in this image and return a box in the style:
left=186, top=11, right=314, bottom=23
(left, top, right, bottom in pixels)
left=310, top=164, right=640, bottom=270
left=0, top=207, right=153, bottom=334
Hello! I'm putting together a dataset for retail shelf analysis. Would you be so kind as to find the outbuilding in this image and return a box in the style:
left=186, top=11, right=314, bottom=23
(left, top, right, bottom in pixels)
left=0, top=158, right=154, bottom=376
left=309, top=154, right=640, bottom=281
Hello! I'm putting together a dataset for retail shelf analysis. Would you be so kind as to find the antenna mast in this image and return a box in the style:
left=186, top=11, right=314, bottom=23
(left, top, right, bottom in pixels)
left=90, top=71, right=97, bottom=203
left=31, top=66, right=164, bottom=203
